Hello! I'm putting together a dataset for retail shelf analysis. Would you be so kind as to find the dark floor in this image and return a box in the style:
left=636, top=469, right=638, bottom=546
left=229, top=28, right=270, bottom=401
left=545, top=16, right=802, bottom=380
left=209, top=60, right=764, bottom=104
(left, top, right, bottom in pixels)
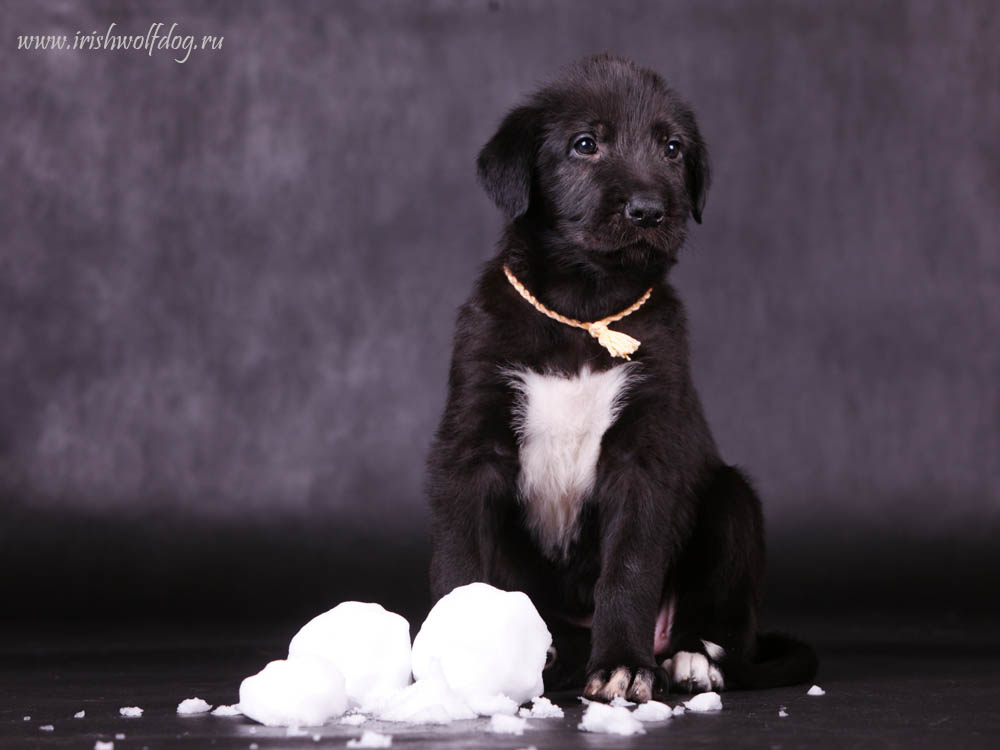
left=3, top=616, right=999, bottom=750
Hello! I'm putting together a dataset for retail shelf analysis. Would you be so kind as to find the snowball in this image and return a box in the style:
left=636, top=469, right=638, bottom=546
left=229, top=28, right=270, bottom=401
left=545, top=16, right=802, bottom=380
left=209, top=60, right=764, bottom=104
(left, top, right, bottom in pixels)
left=340, top=713, right=368, bottom=725
left=119, top=706, right=143, bottom=718
left=177, top=697, right=212, bottom=715
left=490, top=714, right=528, bottom=735
left=40, top=725, right=54, bottom=731
left=211, top=704, right=242, bottom=716
left=518, top=696, right=564, bottom=719
left=95, top=742, right=114, bottom=750
left=346, top=730, right=393, bottom=748
left=411, top=583, right=551, bottom=710
left=632, top=700, right=674, bottom=722
left=684, top=691, right=723, bottom=712
left=289, top=602, right=412, bottom=709
left=239, top=657, right=347, bottom=727
left=577, top=702, right=645, bottom=735
left=74, top=710, right=85, bottom=719
left=807, top=684, right=826, bottom=696
left=779, top=708, right=789, bottom=717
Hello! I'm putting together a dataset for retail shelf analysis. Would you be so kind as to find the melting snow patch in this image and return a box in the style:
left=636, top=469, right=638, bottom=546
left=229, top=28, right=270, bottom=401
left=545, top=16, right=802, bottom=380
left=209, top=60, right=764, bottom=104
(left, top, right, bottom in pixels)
left=632, top=700, right=674, bottom=722
left=490, top=713, right=528, bottom=735
left=211, top=704, right=242, bottom=716
left=119, top=706, right=143, bottom=718
left=74, top=710, right=85, bottom=719
left=577, top=702, right=645, bottom=735
left=684, top=691, right=723, bottom=712
left=807, top=685, right=826, bottom=696
left=289, top=602, right=412, bottom=710
left=518, top=696, right=564, bottom=719
left=177, top=697, right=212, bottom=714
left=240, top=657, right=347, bottom=727
left=346, top=730, right=393, bottom=748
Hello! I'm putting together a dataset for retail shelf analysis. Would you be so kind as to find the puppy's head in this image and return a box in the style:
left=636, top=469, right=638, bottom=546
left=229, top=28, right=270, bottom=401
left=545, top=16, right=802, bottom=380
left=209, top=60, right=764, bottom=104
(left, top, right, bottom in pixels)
left=478, top=55, right=710, bottom=262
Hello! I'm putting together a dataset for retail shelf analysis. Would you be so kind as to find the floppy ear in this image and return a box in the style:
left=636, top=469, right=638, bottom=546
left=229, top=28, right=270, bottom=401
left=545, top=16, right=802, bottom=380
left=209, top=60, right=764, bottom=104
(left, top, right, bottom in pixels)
left=476, top=106, right=538, bottom=219
left=684, top=133, right=711, bottom=224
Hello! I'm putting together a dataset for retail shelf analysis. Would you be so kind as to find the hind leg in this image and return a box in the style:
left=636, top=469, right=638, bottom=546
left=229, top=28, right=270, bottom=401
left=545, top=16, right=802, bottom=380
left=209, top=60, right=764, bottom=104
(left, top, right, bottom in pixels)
left=658, top=465, right=765, bottom=693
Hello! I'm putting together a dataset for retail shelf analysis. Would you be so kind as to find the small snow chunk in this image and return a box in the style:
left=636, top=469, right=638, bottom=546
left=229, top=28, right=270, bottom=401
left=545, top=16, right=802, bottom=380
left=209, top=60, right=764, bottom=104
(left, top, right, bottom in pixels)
left=74, top=710, right=86, bottom=719
left=115, top=733, right=126, bottom=740
left=684, top=691, right=723, bottom=712
left=119, top=706, right=144, bottom=718
left=313, top=734, right=322, bottom=742
left=490, top=713, right=528, bottom=735
left=211, top=704, right=242, bottom=717
left=518, top=696, right=564, bottom=719
left=577, top=702, right=645, bottom=735
left=609, top=696, right=635, bottom=708
left=249, top=744, right=258, bottom=750
left=341, top=713, right=368, bottom=725
left=410, top=583, right=552, bottom=711
left=632, top=700, right=674, bottom=722
left=23, top=716, right=30, bottom=721
left=346, top=730, right=393, bottom=748
left=807, top=684, right=826, bottom=696
left=240, top=657, right=347, bottom=727
left=40, top=724, right=54, bottom=731
left=177, top=697, right=213, bottom=715
left=779, top=708, right=789, bottom=717
left=289, top=602, right=412, bottom=709
left=94, top=742, right=114, bottom=750
left=672, top=704, right=686, bottom=715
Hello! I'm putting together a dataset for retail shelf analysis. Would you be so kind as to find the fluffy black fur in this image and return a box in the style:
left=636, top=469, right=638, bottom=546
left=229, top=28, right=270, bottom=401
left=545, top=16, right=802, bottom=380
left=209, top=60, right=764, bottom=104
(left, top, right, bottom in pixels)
left=427, top=55, right=817, bottom=700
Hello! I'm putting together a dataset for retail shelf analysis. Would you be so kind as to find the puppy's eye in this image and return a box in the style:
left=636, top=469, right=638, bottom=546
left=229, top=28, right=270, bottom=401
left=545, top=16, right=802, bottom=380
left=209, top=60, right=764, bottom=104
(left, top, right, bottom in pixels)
left=572, top=135, right=598, bottom=156
left=665, top=139, right=682, bottom=160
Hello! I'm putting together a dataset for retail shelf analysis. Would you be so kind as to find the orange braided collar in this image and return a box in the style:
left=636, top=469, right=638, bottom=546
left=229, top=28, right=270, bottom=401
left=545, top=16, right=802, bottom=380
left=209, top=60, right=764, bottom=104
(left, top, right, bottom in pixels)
left=502, top=265, right=652, bottom=360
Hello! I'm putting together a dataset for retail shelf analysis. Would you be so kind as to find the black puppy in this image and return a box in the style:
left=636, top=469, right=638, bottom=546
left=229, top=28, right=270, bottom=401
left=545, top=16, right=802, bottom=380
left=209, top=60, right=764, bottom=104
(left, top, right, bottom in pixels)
left=427, top=55, right=816, bottom=702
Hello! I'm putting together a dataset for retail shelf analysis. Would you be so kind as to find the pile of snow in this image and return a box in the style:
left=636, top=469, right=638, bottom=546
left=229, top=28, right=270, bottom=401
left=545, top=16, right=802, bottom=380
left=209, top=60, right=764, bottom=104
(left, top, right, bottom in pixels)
left=346, top=730, right=393, bottom=748
left=239, top=658, right=347, bottom=727
left=578, top=702, right=645, bottom=735
left=632, top=700, right=674, bottom=722
left=289, top=602, right=412, bottom=709
left=518, top=696, right=564, bottom=719
left=118, top=707, right=143, bottom=718
left=807, top=684, right=826, bottom=696
left=684, top=691, right=723, bottom=712
left=489, top=714, right=529, bottom=735
left=177, top=697, right=212, bottom=715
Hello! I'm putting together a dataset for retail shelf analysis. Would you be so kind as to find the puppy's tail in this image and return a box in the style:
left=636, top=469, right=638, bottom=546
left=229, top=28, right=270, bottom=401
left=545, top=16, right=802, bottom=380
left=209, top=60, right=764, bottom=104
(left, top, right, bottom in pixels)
left=723, top=632, right=818, bottom=689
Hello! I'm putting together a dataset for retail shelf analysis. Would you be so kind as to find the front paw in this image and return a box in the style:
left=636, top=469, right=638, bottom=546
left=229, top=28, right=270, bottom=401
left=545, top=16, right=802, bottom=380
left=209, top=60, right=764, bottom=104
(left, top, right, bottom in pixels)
left=583, top=665, right=664, bottom=703
left=661, top=650, right=724, bottom=693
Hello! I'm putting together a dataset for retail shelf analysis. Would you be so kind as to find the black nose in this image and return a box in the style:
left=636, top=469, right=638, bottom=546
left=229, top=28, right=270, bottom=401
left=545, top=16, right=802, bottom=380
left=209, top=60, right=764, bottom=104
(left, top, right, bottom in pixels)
left=625, top=196, right=665, bottom=228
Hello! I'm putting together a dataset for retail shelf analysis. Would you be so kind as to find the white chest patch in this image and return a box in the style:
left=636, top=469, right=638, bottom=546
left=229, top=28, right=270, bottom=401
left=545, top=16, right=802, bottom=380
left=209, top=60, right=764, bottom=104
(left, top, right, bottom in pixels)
left=506, top=364, right=637, bottom=559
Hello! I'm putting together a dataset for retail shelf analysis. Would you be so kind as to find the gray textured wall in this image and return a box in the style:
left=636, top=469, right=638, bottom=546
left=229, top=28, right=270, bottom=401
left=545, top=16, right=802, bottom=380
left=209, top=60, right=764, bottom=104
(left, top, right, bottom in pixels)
left=2, top=0, right=997, bottom=621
